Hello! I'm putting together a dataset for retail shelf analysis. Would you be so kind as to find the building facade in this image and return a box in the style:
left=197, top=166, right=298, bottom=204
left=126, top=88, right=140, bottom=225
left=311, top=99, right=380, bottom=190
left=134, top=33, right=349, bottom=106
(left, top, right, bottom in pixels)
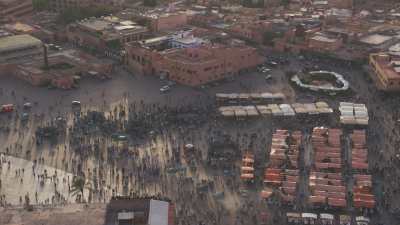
left=126, top=40, right=263, bottom=86
left=0, top=0, right=33, bottom=23
left=0, top=34, right=43, bottom=63
left=148, top=13, right=188, bottom=33
left=308, top=34, right=343, bottom=52
left=369, top=53, right=400, bottom=91
left=229, top=21, right=271, bottom=44
left=11, top=49, right=114, bottom=89
left=66, top=16, right=149, bottom=54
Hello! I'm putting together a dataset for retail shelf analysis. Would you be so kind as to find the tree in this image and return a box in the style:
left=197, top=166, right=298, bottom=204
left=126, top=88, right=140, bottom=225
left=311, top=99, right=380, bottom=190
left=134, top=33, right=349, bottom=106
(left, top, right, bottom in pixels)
left=106, top=40, right=122, bottom=50
left=241, top=0, right=263, bottom=8
left=263, top=31, right=282, bottom=46
left=32, top=0, right=49, bottom=11
left=281, top=0, right=290, bottom=8
left=56, top=6, right=115, bottom=25
left=242, top=0, right=252, bottom=7
left=70, top=176, right=86, bottom=202
left=295, top=24, right=306, bottom=38
left=136, top=18, right=149, bottom=27
left=143, top=0, right=157, bottom=7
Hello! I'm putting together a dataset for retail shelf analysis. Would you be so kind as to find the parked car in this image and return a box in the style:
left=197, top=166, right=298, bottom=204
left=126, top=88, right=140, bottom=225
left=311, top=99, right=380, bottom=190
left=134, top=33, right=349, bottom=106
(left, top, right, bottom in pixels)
left=48, top=44, right=62, bottom=51
left=1, top=104, right=14, bottom=113
left=267, top=61, right=278, bottom=67
left=160, top=85, right=171, bottom=93
left=116, top=135, right=128, bottom=141
left=23, top=102, right=32, bottom=109
left=72, top=101, right=81, bottom=106
left=54, top=45, right=63, bottom=51
left=261, top=68, right=271, bottom=73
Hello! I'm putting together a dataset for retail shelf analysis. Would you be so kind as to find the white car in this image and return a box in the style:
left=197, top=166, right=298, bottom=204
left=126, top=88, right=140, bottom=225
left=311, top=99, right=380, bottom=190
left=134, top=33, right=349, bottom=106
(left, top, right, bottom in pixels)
left=55, top=45, right=63, bottom=51
left=160, top=86, right=170, bottom=93
left=23, top=102, right=32, bottom=108
left=262, top=68, right=271, bottom=73
left=72, top=101, right=81, bottom=106
left=268, top=61, right=278, bottom=67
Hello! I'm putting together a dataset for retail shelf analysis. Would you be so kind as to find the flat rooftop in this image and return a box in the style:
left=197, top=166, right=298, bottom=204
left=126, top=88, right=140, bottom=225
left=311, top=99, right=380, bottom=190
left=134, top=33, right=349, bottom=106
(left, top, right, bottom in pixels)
left=372, top=54, right=400, bottom=80
left=313, top=0, right=328, bottom=5
left=141, top=11, right=186, bottom=19
left=77, top=17, right=148, bottom=38
left=0, top=34, right=42, bottom=52
left=172, top=36, right=204, bottom=45
left=78, top=19, right=110, bottom=31
left=311, top=35, right=338, bottom=43
left=141, top=36, right=170, bottom=46
left=359, top=34, right=393, bottom=45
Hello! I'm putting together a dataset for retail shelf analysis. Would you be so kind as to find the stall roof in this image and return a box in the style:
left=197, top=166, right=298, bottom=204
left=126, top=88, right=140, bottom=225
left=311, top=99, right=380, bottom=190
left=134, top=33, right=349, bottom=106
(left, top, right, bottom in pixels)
left=302, top=213, right=318, bottom=219
left=238, top=93, right=250, bottom=98
left=286, top=212, right=301, bottom=218
left=359, top=34, right=392, bottom=45
left=221, top=111, right=235, bottom=116
left=356, top=216, right=370, bottom=222
left=320, top=213, right=334, bottom=220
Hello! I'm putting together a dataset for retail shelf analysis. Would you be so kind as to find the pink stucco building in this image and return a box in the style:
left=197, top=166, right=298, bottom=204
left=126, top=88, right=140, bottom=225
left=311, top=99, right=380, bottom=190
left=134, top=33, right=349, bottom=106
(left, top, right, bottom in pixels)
left=125, top=39, right=263, bottom=86
left=147, top=13, right=188, bottom=32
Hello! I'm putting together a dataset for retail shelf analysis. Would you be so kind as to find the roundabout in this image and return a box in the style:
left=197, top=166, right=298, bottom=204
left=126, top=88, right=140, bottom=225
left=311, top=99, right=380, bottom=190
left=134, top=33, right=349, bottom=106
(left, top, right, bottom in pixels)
left=291, top=70, right=350, bottom=93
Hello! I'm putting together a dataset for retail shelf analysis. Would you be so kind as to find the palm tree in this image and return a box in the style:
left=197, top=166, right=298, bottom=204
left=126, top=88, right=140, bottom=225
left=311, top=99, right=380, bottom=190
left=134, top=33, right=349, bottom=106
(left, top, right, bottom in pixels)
left=70, top=176, right=85, bottom=202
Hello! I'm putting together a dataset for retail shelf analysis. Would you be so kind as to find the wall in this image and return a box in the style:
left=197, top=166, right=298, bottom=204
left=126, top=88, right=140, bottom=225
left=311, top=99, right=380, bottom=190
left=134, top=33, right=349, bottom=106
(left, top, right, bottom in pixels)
left=13, top=66, right=50, bottom=86
left=126, top=42, right=263, bottom=86
left=150, top=13, right=188, bottom=32
left=229, top=22, right=271, bottom=44
left=66, top=25, right=106, bottom=50
left=0, top=45, right=43, bottom=63
left=125, top=44, right=161, bottom=76
left=308, top=38, right=343, bottom=52
left=0, top=0, right=33, bottom=21
left=51, top=76, right=74, bottom=89
left=369, top=54, right=400, bottom=91
left=157, top=46, right=263, bottom=86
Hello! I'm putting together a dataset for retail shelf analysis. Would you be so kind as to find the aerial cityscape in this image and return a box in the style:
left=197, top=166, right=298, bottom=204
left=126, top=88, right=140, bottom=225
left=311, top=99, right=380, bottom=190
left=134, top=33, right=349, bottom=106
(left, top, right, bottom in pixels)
left=0, top=0, right=399, bottom=224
